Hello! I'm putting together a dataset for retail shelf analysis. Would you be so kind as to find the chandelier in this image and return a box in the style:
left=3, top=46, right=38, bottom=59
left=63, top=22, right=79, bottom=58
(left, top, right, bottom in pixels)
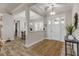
left=49, top=5, right=56, bottom=16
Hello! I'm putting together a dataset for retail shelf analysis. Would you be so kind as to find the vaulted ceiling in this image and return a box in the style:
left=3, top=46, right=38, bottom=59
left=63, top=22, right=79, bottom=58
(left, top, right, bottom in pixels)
left=31, top=3, right=73, bottom=16
left=13, top=3, right=74, bottom=21
left=0, top=3, right=74, bottom=18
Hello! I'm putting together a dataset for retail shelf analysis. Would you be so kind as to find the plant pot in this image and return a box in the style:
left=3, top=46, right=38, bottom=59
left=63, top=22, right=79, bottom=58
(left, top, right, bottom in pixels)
left=68, top=35, right=74, bottom=40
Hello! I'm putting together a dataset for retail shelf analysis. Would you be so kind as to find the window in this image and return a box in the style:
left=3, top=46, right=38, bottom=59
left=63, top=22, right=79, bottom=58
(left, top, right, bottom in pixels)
left=35, top=22, right=38, bottom=31
left=29, top=10, right=43, bottom=32
left=34, top=21, right=43, bottom=31
left=29, top=21, right=43, bottom=31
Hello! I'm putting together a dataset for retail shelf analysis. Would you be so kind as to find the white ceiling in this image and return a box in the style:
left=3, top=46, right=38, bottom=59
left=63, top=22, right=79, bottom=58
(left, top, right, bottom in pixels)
left=14, top=11, right=25, bottom=19
left=31, top=3, right=73, bottom=16
left=14, top=3, right=74, bottom=21
left=0, top=3, right=21, bottom=13
left=14, top=10, right=42, bottom=20
left=0, top=3, right=74, bottom=15
left=30, top=11, right=42, bottom=20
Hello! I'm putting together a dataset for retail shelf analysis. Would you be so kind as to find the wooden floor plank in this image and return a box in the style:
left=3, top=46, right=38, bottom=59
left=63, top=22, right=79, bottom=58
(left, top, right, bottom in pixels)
left=31, top=39, right=64, bottom=56
left=0, top=39, right=64, bottom=56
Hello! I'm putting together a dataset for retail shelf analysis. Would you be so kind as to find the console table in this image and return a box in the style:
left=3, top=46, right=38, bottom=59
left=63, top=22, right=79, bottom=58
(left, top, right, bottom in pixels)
left=65, top=39, right=79, bottom=56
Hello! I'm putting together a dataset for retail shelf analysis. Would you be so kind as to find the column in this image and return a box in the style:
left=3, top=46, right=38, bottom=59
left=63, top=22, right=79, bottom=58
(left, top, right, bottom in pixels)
left=43, top=14, right=48, bottom=39
left=25, top=6, right=30, bottom=45
left=25, top=6, right=30, bottom=34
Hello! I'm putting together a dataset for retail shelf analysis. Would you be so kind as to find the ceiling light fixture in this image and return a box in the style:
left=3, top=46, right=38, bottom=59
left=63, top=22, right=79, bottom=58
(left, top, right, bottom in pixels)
left=49, top=5, right=56, bottom=16
left=50, top=12, right=56, bottom=15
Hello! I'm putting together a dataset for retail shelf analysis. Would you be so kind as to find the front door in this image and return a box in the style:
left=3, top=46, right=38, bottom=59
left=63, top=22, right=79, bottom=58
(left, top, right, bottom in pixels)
left=47, top=16, right=66, bottom=42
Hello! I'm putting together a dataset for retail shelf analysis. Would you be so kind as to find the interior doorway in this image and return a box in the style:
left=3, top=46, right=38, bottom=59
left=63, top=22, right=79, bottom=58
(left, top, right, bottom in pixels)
left=15, top=21, right=20, bottom=38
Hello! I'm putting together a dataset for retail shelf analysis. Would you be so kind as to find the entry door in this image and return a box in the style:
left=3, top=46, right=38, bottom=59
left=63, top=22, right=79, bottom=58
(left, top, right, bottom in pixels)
left=47, top=17, right=65, bottom=41
left=51, top=18, right=60, bottom=41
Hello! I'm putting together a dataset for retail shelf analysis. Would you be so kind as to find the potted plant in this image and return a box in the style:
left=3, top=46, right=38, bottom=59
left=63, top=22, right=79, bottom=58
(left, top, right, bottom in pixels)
left=66, top=24, right=76, bottom=40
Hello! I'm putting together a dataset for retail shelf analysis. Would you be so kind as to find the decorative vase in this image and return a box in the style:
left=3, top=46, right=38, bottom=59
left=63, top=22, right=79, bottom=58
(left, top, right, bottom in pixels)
left=68, top=35, right=74, bottom=40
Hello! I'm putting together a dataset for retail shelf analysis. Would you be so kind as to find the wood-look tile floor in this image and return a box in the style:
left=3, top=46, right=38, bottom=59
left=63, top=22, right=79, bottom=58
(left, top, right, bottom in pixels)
left=0, top=39, right=64, bottom=56
left=30, top=39, right=64, bottom=56
left=0, top=39, right=34, bottom=56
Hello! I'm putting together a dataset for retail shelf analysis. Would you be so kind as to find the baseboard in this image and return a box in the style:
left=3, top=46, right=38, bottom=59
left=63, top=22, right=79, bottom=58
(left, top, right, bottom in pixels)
left=24, top=38, right=65, bottom=48
left=25, top=39, right=44, bottom=48
left=44, top=38, right=65, bottom=42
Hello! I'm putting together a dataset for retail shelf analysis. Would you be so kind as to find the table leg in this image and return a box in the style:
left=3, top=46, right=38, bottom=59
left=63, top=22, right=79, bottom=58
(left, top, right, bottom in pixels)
left=65, top=41, right=67, bottom=56
left=77, top=43, right=79, bottom=56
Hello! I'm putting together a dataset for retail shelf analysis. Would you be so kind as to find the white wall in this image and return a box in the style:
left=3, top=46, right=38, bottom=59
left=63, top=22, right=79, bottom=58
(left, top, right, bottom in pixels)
left=14, top=10, right=26, bottom=38
left=65, top=9, right=72, bottom=25
left=25, top=11, right=45, bottom=47
left=26, top=31, right=44, bottom=47
left=14, top=10, right=45, bottom=48
left=14, top=17, right=26, bottom=37
left=14, top=17, right=25, bottom=31
left=25, top=7, right=73, bottom=47
left=20, top=17, right=26, bottom=31
left=72, top=4, right=79, bottom=40
left=47, top=9, right=72, bottom=42
left=2, top=13, right=14, bottom=41
left=72, top=4, right=79, bottom=55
